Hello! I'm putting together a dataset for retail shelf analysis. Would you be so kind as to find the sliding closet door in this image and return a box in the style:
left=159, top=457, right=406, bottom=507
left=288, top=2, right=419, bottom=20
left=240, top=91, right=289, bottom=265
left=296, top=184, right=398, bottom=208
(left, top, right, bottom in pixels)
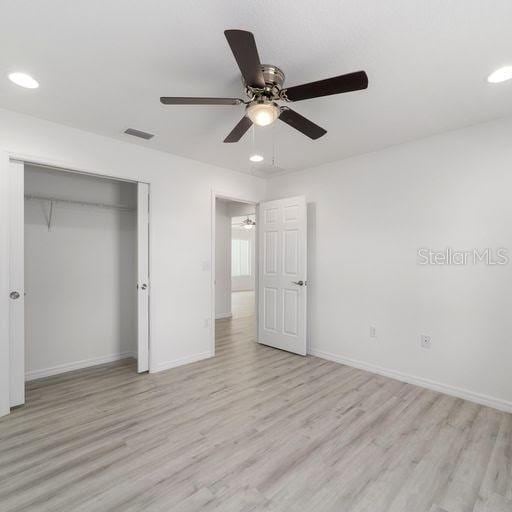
left=137, top=183, right=150, bottom=372
left=9, top=160, right=25, bottom=406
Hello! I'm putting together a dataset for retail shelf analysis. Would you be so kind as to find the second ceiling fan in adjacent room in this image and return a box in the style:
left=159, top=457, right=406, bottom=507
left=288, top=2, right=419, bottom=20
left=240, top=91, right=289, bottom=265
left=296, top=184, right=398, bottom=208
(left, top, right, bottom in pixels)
left=160, top=30, right=369, bottom=143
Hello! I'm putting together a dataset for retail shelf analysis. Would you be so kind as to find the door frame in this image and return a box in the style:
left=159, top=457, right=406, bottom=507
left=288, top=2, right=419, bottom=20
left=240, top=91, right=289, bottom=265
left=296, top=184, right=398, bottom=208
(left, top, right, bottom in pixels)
left=210, top=190, right=259, bottom=356
left=3, top=151, right=151, bottom=413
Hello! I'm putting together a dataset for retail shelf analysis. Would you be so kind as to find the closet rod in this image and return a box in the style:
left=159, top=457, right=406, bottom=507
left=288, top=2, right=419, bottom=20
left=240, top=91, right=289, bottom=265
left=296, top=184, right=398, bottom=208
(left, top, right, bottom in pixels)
left=24, top=194, right=135, bottom=212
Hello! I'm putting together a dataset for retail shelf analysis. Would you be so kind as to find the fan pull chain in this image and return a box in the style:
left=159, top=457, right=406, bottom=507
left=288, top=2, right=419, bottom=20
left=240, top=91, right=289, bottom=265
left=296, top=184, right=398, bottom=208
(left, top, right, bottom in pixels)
left=272, top=121, right=278, bottom=168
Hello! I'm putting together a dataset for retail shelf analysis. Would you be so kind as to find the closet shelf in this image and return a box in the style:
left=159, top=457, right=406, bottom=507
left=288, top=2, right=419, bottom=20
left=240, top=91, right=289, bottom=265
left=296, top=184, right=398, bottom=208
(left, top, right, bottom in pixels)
left=25, top=194, right=136, bottom=211
left=25, top=194, right=136, bottom=231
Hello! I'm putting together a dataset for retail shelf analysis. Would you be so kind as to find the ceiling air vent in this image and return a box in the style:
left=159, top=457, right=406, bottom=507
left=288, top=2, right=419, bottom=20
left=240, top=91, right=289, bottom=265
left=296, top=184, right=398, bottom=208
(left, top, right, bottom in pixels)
left=124, top=128, right=155, bottom=140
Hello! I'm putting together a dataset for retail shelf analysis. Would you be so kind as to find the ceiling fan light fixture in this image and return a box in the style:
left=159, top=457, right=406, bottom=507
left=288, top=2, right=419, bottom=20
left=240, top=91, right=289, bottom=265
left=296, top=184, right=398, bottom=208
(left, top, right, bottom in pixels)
left=246, top=101, right=280, bottom=127
left=160, top=30, right=368, bottom=143
left=242, top=217, right=256, bottom=229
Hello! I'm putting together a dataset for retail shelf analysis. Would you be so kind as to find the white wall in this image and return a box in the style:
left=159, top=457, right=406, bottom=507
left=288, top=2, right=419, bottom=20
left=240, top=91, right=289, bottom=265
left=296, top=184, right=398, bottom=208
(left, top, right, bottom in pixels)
left=24, top=165, right=136, bottom=379
left=228, top=202, right=256, bottom=217
left=215, top=199, right=231, bottom=319
left=267, top=116, right=512, bottom=412
left=0, top=108, right=265, bottom=415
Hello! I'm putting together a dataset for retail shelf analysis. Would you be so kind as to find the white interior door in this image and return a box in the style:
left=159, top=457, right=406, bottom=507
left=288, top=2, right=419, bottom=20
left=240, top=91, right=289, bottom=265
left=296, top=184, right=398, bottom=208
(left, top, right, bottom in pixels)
left=258, top=196, right=307, bottom=355
left=9, top=160, right=25, bottom=406
left=137, top=182, right=150, bottom=372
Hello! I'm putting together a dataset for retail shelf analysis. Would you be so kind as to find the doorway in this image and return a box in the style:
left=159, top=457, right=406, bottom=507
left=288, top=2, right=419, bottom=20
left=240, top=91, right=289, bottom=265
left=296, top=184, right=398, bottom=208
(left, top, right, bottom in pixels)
left=212, top=194, right=308, bottom=357
left=8, top=160, right=150, bottom=408
left=214, top=198, right=257, bottom=351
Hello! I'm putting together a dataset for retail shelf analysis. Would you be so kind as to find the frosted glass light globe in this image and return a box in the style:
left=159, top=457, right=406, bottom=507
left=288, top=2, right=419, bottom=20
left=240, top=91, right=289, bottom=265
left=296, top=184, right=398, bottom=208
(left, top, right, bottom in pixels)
left=246, top=101, right=280, bottom=126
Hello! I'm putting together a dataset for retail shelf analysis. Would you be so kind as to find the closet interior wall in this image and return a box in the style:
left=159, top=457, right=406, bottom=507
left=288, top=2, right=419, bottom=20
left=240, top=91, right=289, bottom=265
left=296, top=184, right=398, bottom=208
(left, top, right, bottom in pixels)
left=24, top=165, right=137, bottom=380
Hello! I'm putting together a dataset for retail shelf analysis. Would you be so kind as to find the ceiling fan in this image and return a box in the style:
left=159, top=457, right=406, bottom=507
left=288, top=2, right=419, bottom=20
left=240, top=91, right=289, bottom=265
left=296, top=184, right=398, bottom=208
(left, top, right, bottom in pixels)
left=233, top=215, right=256, bottom=230
left=160, top=30, right=368, bottom=143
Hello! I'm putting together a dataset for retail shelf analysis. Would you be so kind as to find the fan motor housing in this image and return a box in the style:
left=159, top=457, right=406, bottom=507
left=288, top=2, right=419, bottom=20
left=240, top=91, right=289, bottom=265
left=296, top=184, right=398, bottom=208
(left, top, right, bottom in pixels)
left=243, top=64, right=285, bottom=100
left=261, top=65, right=285, bottom=88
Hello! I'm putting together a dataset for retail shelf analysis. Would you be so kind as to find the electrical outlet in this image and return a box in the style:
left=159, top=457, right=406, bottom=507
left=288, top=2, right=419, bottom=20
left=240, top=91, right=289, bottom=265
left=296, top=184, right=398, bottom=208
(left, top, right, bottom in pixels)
left=203, top=318, right=211, bottom=329
left=370, top=326, right=377, bottom=339
left=420, top=335, right=431, bottom=349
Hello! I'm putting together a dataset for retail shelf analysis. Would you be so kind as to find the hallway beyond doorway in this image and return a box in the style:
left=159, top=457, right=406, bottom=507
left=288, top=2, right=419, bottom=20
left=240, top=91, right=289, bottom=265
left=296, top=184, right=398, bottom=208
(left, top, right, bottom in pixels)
left=232, top=291, right=255, bottom=319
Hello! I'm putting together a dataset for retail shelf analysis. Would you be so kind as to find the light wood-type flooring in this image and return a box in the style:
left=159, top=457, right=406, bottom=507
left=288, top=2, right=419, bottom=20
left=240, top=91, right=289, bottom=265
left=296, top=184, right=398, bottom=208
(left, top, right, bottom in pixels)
left=231, top=290, right=255, bottom=320
left=0, top=312, right=511, bottom=511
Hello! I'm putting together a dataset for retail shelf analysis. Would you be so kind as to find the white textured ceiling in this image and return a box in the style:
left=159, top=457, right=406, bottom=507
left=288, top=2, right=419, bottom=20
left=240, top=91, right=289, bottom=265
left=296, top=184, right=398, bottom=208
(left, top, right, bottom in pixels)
left=1, top=0, right=512, bottom=177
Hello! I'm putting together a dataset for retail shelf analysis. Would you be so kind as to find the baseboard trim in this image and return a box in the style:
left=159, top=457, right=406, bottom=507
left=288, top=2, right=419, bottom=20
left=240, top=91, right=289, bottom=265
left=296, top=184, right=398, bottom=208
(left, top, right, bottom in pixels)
left=151, top=351, right=213, bottom=373
left=25, top=351, right=136, bottom=381
left=309, top=348, right=512, bottom=413
left=215, top=313, right=232, bottom=320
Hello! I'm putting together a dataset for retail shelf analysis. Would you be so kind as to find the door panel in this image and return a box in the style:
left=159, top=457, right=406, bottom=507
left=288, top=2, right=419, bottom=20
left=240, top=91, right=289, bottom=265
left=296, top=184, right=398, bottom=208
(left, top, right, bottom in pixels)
left=264, top=287, right=278, bottom=331
left=264, top=231, right=278, bottom=274
left=9, top=160, right=25, bottom=407
left=258, top=196, right=307, bottom=355
left=283, top=230, right=299, bottom=274
left=137, top=183, right=150, bottom=373
left=283, top=289, right=299, bottom=336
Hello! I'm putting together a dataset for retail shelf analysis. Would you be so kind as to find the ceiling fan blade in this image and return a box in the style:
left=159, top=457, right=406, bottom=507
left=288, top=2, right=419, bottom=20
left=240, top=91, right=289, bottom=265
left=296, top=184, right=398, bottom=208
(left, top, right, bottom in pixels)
left=283, top=71, right=368, bottom=102
left=224, top=30, right=266, bottom=88
left=223, top=116, right=253, bottom=143
left=160, top=97, right=243, bottom=105
left=279, top=108, right=326, bottom=140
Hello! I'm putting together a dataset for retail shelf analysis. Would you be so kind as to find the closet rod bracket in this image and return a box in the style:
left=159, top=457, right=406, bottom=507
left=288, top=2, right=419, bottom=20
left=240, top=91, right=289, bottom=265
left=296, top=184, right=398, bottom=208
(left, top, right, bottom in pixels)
left=48, top=200, right=54, bottom=232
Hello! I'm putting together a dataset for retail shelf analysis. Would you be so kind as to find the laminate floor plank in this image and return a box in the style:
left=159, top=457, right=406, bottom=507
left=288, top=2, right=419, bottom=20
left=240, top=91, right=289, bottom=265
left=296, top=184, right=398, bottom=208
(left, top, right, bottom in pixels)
left=0, top=314, right=510, bottom=511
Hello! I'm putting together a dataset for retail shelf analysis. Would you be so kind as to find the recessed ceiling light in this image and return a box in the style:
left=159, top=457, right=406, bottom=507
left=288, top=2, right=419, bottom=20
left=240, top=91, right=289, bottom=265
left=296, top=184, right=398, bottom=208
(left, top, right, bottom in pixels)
left=487, top=66, right=512, bottom=84
left=8, top=72, right=39, bottom=89
left=249, top=154, right=264, bottom=163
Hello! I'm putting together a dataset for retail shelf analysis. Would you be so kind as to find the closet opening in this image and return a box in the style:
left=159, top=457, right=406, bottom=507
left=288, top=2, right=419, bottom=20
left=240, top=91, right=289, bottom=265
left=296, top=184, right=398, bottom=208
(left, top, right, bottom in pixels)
left=8, top=161, right=150, bottom=407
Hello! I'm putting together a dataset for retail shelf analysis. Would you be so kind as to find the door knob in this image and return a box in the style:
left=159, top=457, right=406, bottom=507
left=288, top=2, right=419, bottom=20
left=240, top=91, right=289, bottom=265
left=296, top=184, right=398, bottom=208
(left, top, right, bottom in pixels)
left=9, top=291, right=20, bottom=299
left=140, top=283, right=147, bottom=290
left=292, top=280, right=305, bottom=286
